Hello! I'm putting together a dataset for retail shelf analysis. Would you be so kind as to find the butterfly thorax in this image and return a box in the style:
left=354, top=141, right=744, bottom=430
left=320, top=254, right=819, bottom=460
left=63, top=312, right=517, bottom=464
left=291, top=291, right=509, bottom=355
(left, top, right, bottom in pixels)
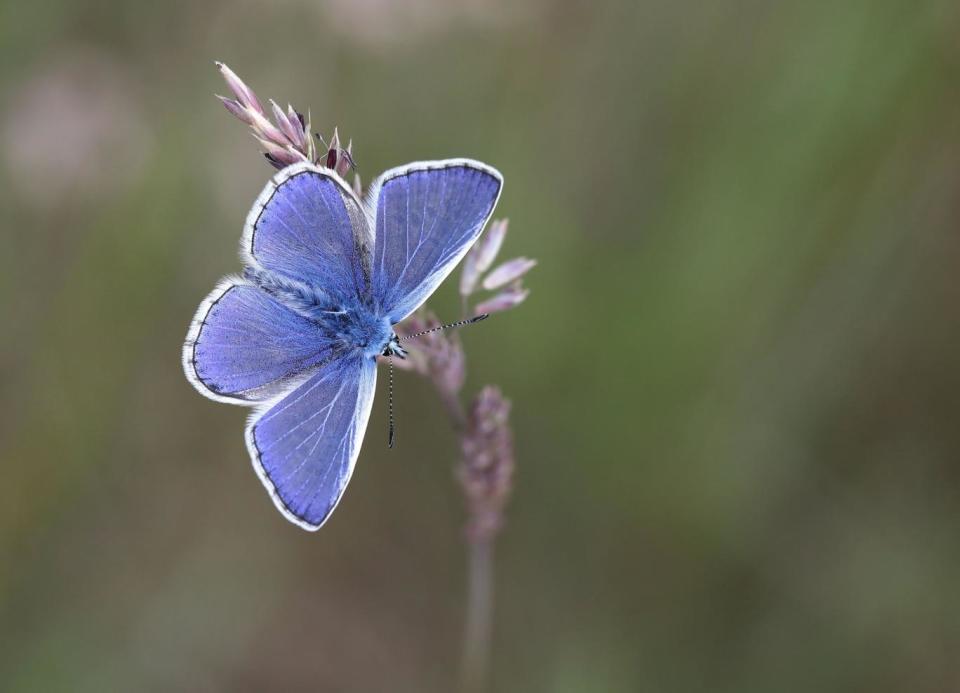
left=328, top=305, right=394, bottom=359
left=244, top=267, right=394, bottom=359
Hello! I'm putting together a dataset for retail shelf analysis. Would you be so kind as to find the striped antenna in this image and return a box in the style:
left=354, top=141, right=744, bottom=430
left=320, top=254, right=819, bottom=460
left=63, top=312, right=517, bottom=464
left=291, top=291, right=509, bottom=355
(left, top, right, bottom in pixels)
left=389, top=314, right=489, bottom=447
left=399, top=314, right=489, bottom=342
left=388, top=355, right=396, bottom=448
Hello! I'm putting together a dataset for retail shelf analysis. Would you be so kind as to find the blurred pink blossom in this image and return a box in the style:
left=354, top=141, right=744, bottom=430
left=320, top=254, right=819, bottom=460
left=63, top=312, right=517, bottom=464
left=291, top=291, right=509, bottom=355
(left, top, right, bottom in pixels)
left=459, top=218, right=533, bottom=315
left=481, top=257, right=536, bottom=291
left=475, top=282, right=530, bottom=315
left=460, top=218, right=508, bottom=296
left=459, top=386, right=514, bottom=541
left=2, top=49, right=152, bottom=207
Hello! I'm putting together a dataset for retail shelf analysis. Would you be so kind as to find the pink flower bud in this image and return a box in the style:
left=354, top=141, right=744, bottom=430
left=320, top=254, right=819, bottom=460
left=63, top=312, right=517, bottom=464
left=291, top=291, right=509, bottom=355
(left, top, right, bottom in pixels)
left=286, top=104, right=307, bottom=147
left=334, top=148, right=355, bottom=177
left=460, top=219, right=509, bottom=296
left=215, top=62, right=262, bottom=114
left=459, top=386, right=514, bottom=541
left=270, top=100, right=302, bottom=148
left=246, top=108, right=288, bottom=148
left=475, top=282, right=529, bottom=315
left=252, top=135, right=307, bottom=167
left=216, top=95, right=255, bottom=126
left=481, top=257, right=536, bottom=291
left=460, top=254, right=481, bottom=297
left=474, top=219, right=508, bottom=274
left=317, top=128, right=355, bottom=175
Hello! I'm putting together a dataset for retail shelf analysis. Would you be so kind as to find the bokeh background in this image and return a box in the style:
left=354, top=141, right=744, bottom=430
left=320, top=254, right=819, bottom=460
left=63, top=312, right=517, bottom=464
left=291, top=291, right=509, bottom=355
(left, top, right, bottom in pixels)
left=2, top=0, right=960, bottom=691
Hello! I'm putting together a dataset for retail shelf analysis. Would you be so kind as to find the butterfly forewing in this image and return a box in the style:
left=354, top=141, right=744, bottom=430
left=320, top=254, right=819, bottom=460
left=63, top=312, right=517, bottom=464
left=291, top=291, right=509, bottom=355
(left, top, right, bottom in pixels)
left=245, top=163, right=373, bottom=308
left=368, top=160, right=502, bottom=323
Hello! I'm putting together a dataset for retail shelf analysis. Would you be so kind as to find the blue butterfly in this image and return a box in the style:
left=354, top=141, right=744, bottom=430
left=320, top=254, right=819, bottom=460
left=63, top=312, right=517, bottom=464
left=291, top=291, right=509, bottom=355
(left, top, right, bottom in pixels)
left=183, top=159, right=503, bottom=530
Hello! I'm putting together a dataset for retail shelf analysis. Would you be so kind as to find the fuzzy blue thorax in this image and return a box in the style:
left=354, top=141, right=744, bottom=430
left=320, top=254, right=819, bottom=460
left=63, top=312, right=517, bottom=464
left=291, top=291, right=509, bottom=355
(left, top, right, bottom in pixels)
left=244, top=267, right=395, bottom=358
left=326, top=307, right=394, bottom=358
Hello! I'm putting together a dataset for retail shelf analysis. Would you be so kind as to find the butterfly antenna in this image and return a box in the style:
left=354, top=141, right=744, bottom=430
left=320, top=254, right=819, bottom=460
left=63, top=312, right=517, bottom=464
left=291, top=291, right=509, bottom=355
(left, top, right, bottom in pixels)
left=399, top=314, right=489, bottom=343
left=387, top=355, right=396, bottom=448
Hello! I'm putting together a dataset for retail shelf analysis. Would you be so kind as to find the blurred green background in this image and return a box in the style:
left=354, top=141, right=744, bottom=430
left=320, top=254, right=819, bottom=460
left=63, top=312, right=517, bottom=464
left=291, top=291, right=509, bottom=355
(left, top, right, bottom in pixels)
left=2, top=0, right=960, bottom=691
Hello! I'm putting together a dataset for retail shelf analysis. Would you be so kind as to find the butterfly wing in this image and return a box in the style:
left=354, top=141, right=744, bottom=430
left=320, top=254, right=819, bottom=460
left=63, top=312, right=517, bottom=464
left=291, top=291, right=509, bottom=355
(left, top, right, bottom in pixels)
left=245, top=351, right=377, bottom=530
left=243, top=162, right=373, bottom=308
left=367, top=159, right=502, bottom=323
left=183, top=277, right=338, bottom=403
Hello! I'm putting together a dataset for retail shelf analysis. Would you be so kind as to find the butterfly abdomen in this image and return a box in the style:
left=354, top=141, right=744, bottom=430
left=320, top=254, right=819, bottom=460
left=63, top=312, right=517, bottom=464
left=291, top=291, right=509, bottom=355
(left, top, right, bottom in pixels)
left=244, top=266, right=336, bottom=316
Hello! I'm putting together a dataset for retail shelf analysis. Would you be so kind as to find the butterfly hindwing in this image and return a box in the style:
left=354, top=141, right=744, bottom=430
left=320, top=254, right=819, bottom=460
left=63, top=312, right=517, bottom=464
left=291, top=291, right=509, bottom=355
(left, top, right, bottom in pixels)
left=245, top=351, right=377, bottom=530
left=183, top=278, right=338, bottom=403
left=368, top=159, right=502, bottom=323
left=244, top=162, right=373, bottom=308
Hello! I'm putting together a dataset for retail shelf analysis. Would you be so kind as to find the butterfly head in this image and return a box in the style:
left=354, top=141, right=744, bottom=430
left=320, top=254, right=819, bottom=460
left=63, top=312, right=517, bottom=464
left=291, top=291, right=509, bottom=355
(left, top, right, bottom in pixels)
left=382, top=335, right=408, bottom=360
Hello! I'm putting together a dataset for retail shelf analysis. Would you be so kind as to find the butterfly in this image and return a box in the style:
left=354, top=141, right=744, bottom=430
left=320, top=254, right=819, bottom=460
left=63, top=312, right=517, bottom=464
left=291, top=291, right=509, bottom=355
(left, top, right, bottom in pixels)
left=183, top=159, right=503, bottom=530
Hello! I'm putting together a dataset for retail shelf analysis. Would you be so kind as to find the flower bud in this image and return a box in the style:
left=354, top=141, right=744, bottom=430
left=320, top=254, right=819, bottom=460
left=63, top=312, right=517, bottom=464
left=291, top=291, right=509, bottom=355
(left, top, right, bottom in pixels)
left=460, top=219, right=509, bottom=296
left=215, top=61, right=262, bottom=114
left=459, top=386, right=514, bottom=542
left=475, top=281, right=529, bottom=315
left=481, top=257, right=537, bottom=291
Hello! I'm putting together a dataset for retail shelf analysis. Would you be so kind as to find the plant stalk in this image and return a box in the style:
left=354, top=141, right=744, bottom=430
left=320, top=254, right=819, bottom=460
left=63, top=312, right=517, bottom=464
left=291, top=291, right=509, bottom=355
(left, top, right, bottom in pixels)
left=460, top=537, right=494, bottom=693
